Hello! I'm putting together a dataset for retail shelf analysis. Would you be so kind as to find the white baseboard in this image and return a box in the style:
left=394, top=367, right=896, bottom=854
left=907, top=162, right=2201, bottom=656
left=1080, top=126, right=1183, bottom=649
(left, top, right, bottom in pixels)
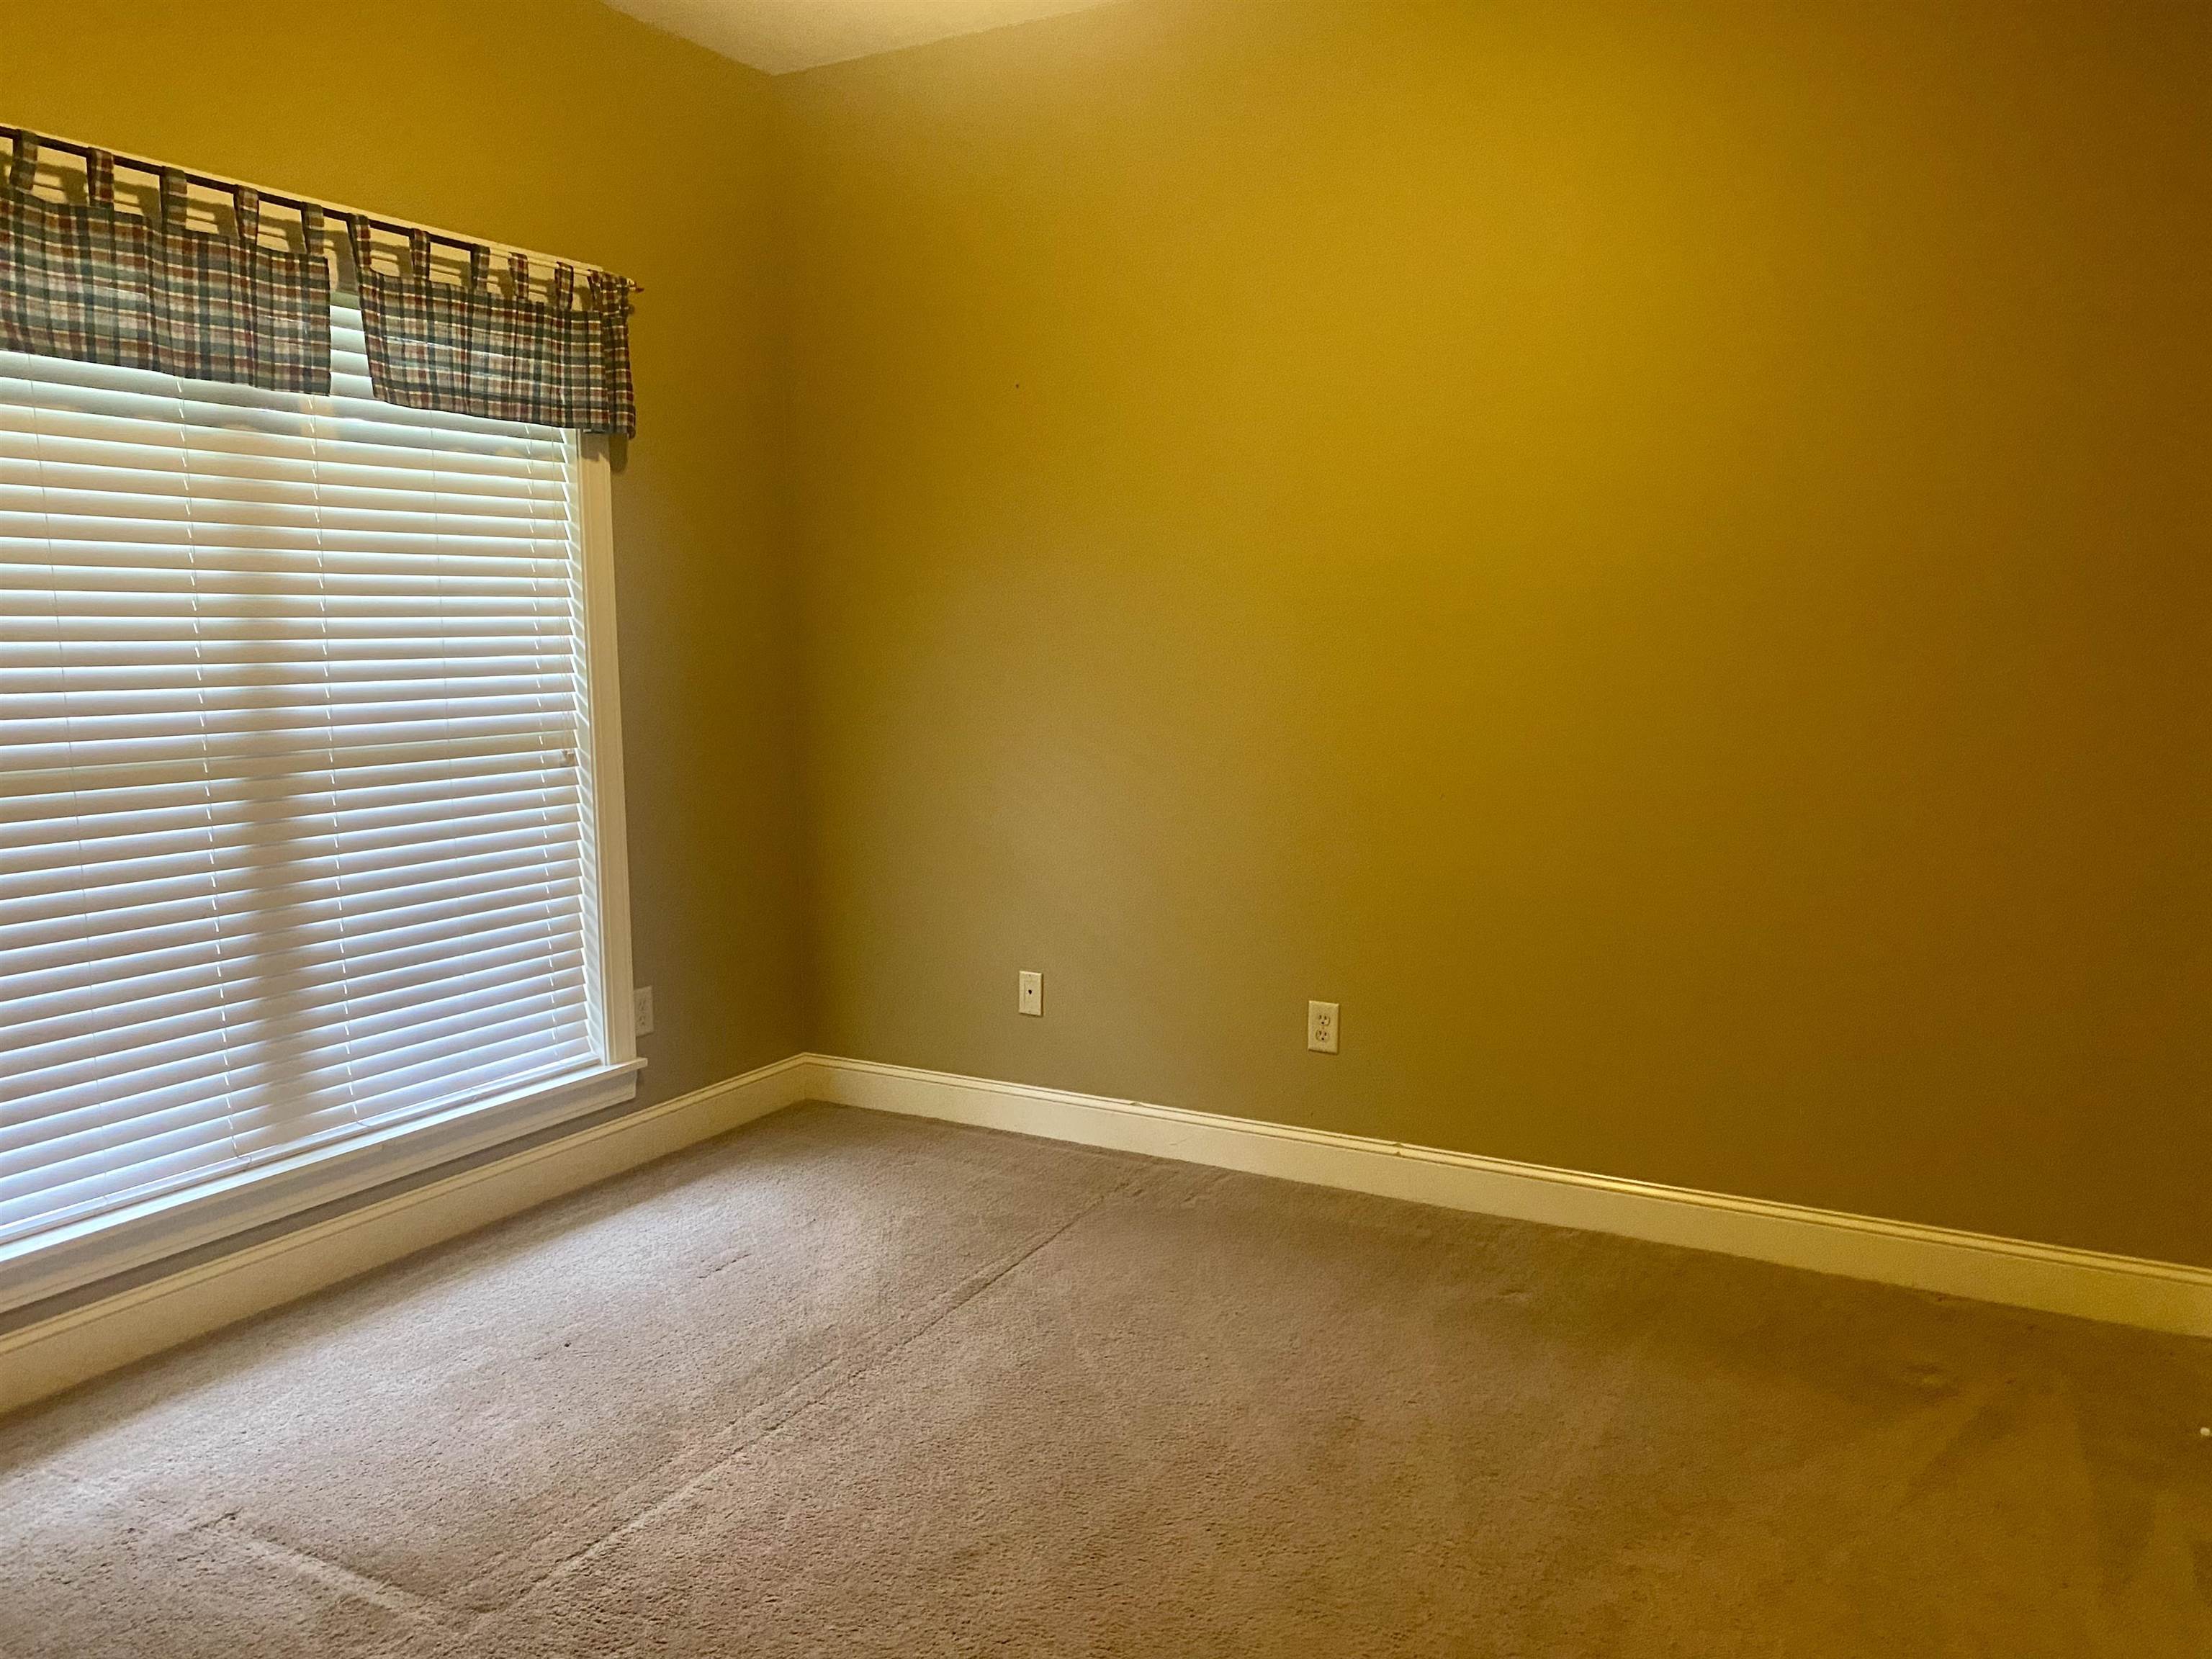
left=804, top=1054, right=2212, bottom=1341
left=12, top=1050, right=2204, bottom=1420
left=0, top=1055, right=816, bottom=1419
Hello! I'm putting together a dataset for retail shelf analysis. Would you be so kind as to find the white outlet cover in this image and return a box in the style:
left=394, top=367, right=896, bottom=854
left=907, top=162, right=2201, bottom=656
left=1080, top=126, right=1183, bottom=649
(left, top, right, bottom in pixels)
left=1018, top=970, right=1043, bottom=1016
left=633, top=985, right=655, bottom=1037
left=1307, top=999, right=1339, bottom=1053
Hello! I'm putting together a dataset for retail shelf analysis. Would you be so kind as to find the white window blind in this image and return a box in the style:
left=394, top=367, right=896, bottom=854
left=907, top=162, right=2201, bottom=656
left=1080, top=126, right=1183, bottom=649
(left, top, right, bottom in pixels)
left=0, top=302, right=606, bottom=1254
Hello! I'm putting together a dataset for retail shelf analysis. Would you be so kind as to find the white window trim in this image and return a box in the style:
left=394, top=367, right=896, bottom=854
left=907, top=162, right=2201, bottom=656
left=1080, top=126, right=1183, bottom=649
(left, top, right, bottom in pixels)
left=0, top=437, right=639, bottom=1320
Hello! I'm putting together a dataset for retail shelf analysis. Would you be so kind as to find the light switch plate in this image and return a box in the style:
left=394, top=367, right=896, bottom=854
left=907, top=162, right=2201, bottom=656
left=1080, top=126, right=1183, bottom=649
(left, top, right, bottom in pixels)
left=633, top=985, right=655, bottom=1038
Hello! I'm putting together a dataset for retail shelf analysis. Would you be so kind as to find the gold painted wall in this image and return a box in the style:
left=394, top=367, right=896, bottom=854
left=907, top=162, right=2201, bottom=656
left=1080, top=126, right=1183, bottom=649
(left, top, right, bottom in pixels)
left=4, top=0, right=810, bottom=1105
left=776, top=0, right=2212, bottom=1263
left=8, top=0, right=2209, bottom=1269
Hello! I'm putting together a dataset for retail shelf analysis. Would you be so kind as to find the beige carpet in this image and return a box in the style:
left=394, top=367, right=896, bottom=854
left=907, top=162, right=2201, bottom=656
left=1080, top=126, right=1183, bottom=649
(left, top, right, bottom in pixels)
left=4, top=1103, right=2210, bottom=1657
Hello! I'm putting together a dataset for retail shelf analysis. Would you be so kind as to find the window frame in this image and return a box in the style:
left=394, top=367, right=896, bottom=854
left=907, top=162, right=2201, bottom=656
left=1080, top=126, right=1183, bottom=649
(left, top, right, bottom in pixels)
left=0, top=431, right=639, bottom=1320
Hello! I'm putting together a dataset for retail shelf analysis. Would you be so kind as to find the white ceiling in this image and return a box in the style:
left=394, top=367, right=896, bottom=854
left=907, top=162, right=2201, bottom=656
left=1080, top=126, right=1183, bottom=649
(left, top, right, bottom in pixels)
left=604, top=0, right=1118, bottom=76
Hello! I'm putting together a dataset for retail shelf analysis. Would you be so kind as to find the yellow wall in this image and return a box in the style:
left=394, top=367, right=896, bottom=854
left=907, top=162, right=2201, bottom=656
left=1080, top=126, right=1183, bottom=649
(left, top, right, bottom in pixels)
left=3, top=0, right=810, bottom=1106
left=7, top=0, right=2209, bottom=1269
left=776, top=0, right=2212, bottom=1264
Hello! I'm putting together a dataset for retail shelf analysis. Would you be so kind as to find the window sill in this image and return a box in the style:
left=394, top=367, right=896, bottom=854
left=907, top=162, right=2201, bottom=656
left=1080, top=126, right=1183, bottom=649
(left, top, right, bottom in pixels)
left=0, top=1061, right=644, bottom=1321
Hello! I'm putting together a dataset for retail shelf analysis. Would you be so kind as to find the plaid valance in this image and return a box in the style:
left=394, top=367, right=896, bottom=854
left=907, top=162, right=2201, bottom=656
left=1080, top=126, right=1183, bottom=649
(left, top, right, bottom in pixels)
left=1, top=130, right=638, bottom=438
left=1, top=134, right=331, bottom=393
left=349, top=221, right=637, bottom=439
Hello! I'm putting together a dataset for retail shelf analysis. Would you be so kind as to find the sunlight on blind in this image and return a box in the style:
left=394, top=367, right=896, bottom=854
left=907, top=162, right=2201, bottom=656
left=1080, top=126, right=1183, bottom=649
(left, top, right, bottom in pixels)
left=0, top=303, right=600, bottom=1247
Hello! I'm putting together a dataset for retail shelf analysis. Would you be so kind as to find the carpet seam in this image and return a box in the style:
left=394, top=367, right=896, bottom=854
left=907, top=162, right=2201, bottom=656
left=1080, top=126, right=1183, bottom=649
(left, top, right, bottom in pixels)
left=469, top=1164, right=1154, bottom=1630
left=53, top=1475, right=472, bottom=1637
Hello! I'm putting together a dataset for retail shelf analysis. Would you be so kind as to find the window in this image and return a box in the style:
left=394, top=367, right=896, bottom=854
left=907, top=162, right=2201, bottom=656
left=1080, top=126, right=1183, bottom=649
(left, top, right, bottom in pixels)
left=0, top=297, right=637, bottom=1313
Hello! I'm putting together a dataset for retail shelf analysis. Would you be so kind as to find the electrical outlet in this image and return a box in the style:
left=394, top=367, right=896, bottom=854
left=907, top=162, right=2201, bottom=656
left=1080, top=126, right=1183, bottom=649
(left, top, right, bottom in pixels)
left=1307, top=999, right=1339, bottom=1053
left=1018, top=970, right=1043, bottom=1017
left=633, top=985, right=655, bottom=1038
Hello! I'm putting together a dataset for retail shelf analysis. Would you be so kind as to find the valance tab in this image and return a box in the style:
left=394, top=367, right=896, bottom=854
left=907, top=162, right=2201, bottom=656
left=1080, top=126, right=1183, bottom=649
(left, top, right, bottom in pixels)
left=349, top=219, right=637, bottom=438
left=0, top=132, right=331, bottom=394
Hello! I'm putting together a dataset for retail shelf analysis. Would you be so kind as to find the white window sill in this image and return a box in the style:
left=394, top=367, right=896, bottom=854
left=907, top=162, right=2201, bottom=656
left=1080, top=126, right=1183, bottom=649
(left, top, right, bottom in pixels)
left=0, top=1061, right=644, bottom=1321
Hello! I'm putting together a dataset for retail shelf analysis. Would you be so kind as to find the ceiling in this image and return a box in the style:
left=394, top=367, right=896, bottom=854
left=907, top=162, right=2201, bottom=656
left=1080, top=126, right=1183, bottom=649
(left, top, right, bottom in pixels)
left=603, top=0, right=1119, bottom=75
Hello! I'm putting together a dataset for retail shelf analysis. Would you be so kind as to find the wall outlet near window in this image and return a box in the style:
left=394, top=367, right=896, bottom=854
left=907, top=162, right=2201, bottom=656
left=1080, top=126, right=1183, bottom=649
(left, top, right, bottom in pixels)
left=1307, top=1000, right=1339, bottom=1053
left=633, top=986, right=655, bottom=1038
left=1018, top=971, right=1043, bottom=1017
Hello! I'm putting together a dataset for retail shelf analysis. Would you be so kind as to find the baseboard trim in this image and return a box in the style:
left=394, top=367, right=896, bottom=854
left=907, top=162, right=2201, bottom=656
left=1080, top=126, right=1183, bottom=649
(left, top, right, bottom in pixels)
left=803, top=1054, right=2212, bottom=1340
left=0, top=1054, right=816, bottom=1419
left=13, top=1050, right=2203, bottom=1419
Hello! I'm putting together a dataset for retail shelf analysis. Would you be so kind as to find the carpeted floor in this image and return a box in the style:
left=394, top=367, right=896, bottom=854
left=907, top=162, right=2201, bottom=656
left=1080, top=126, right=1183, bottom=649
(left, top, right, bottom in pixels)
left=4, top=1103, right=2210, bottom=1657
